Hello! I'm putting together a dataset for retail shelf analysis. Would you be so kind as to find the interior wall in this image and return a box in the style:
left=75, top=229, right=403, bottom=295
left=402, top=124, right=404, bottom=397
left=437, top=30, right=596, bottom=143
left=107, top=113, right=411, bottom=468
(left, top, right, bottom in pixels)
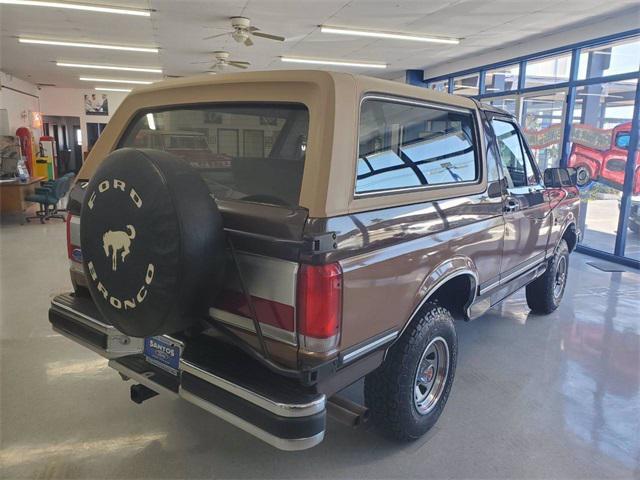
left=0, top=71, right=41, bottom=138
left=38, top=87, right=129, bottom=155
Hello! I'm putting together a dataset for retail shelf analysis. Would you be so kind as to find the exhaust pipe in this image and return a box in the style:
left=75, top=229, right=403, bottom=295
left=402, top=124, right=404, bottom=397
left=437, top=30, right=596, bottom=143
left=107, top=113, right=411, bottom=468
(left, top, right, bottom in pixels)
left=130, top=383, right=158, bottom=404
left=327, top=395, right=370, bottom=427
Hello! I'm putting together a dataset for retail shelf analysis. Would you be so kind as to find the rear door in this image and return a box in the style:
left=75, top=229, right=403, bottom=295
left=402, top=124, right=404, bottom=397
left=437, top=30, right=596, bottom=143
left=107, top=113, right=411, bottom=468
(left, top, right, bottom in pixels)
left=490, top=116, right=550, bottom=276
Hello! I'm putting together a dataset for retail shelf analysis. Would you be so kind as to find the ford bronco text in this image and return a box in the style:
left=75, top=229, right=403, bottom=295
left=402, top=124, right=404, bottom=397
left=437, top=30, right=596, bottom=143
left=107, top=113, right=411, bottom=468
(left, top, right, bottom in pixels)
left=50, top=71, right=580, bottom=450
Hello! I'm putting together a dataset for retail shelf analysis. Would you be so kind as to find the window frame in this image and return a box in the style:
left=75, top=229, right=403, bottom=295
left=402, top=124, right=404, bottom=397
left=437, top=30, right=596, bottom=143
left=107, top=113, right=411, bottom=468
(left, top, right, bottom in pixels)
left=353, top=94, right=482, bottom=198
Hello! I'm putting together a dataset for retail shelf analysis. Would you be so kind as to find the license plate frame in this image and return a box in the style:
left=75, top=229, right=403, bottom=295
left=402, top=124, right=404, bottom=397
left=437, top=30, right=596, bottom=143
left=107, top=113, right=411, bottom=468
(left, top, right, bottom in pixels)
left=143, top=336, right=181, bottom=375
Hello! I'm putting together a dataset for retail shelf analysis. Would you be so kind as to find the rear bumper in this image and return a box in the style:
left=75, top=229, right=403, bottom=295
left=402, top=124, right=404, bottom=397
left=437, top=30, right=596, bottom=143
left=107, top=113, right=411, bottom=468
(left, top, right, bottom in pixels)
left=49, top=293, right=326, bottom=451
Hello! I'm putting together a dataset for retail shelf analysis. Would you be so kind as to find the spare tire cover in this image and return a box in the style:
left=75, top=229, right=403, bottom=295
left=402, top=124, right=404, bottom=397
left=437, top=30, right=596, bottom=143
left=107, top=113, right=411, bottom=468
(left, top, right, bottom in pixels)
left=80, top=148, right=225, bottom=337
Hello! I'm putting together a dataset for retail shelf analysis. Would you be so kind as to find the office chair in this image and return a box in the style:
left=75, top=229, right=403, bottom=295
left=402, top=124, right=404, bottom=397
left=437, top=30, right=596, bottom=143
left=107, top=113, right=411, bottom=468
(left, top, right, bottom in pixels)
left=25, top=173, right=74, bottom=224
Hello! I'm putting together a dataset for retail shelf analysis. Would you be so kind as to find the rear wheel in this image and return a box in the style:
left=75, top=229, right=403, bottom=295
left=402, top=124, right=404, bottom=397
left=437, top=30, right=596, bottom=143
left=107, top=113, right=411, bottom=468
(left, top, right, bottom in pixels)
left=526, top=239, right=569, bottom=314
left=364, top=303, right=457, bottom=441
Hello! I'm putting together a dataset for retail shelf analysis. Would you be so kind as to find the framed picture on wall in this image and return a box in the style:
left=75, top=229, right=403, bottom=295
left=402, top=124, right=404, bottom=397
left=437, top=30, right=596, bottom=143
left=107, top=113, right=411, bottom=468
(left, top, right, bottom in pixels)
left=84, top=94, right=109, bottom=116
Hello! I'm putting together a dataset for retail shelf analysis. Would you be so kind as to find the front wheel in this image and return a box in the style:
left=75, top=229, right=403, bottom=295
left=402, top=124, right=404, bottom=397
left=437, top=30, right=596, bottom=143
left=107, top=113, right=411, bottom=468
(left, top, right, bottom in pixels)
left=575, top=165, right=592, bottom=187
left=526, top=239, right=569, bottom=314
left=364, top=303, right=457, bottom=441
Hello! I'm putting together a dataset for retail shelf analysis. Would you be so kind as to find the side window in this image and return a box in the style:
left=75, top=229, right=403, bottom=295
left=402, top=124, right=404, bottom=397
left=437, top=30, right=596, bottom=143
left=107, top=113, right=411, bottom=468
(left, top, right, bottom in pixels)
left=491, top=118, right=537, bottom=188
left=521, top=137, right=539, bottom=186
left=356, top=99, right=479, bottom=195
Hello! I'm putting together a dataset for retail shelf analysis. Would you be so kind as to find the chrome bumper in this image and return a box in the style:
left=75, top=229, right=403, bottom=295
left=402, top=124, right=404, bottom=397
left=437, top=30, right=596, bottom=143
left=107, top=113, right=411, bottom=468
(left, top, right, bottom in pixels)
left=49, top=293, right=326, bottom=451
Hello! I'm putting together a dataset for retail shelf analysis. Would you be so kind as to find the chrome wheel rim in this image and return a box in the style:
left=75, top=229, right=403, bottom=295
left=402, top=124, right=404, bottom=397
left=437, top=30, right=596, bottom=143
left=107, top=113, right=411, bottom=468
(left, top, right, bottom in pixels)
left=413, top=336, right=450, bottom=415
left=554, top=255, right=567, bottom=299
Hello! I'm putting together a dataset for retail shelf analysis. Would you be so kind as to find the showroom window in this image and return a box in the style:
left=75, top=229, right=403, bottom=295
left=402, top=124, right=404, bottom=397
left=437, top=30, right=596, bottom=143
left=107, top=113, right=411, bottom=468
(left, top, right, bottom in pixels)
left=570, top=78, right=638, bottom=259
left=427, top=80, right=448, bottom=92
left=424, top=31, right=640, bottom=266
left=524, top=52, right=572, bottom=88
left=452, top=74, right=479, bottom=96
left=356, top=99, right=478, bottom=194
left=485, top=64, right=520, bottom=93
left=577, top=36, right=640, bottom=79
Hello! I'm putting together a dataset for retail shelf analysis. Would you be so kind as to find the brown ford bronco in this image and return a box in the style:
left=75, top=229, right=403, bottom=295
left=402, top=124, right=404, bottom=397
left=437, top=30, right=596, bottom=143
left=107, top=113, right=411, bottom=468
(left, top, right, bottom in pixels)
left=50, top=70, right=580, bottom=450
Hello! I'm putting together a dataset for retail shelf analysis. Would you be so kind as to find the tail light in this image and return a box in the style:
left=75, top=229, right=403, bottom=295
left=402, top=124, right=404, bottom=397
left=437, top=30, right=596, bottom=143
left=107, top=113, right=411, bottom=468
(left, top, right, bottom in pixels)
left=296, top=262, right=343, bottom=352
left=66, top=213, right=82, bottom=263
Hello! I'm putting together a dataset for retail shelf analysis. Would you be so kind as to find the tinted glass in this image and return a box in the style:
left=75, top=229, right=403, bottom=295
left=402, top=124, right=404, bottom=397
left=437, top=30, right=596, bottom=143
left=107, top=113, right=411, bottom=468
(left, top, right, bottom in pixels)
left=119, top=103, right=309, bottom=207
left=357, top=99, right=478, bottom=194
left=492, top=119, right=529, bottom=188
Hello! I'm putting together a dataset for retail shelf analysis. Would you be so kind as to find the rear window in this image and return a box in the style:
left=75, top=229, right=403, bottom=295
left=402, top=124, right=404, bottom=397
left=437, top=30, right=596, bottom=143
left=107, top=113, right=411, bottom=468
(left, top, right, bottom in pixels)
left=119, top=103, right=309, bottom=207
left=357, top=98, right=478, bottom=195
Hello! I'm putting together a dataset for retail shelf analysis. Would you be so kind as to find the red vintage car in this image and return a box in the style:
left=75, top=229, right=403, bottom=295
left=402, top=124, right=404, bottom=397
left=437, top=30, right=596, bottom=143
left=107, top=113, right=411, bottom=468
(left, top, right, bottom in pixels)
left=132, top=130, right=232, bottom=170
left=568, top=122, right=639, bottom=194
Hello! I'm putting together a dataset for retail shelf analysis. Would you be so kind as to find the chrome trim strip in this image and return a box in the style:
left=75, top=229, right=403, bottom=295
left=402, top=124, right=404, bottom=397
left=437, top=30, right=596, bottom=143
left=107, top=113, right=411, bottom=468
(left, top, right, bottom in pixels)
left=479, top=278, right=500, bottom=296
left=108, top=360, right=179, bottom=398
left=179, top=389, right=325, bottom=451
left=180, top=359, right=325, bottom=418
left=341, top=331, right=399, bottom=364
left=209, top=308, right=297, bottom=346
left=499, top=253, right=546, bottom=285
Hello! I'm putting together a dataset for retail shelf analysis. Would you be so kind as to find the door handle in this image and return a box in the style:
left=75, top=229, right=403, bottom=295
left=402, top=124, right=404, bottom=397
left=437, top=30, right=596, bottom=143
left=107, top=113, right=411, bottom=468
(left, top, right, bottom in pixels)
left=504, top=198, right=519, bottom=213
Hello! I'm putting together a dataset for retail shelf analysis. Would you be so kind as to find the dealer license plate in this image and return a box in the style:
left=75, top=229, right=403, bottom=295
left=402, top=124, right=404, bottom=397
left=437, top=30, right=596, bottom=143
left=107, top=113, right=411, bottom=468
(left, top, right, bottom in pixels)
left=144, top=336, right=181, bottom=375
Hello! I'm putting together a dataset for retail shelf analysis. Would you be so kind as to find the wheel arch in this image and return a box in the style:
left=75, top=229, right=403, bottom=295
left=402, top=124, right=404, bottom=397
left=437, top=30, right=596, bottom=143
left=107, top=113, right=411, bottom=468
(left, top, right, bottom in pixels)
left=392, top=257, right=478, bottom=348
left=560, top=220, right=578, bottom=252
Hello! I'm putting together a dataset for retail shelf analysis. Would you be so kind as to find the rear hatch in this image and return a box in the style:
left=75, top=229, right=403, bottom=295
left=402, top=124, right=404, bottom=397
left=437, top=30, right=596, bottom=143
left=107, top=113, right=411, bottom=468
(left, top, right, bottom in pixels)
left=67, top=102, right=315, bottom=367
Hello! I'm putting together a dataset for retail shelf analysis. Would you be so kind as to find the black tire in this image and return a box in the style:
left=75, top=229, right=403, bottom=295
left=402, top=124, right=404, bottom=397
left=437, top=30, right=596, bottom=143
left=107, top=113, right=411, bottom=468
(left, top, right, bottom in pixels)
left=364, top=303, right=457, bottom=441
left=526, top=239, right=569, bottom=314
left=629, top=222, right=640, bottom=234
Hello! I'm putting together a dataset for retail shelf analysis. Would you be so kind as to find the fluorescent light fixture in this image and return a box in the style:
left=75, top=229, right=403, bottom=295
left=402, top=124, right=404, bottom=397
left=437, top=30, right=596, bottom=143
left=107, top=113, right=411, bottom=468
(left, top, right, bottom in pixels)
left=0, top=0, right=150, bottom=16
left=320, top=25, right=459, bottom=45
left=57, top=62, right=162, bottom=73
left=146, top=113, right=156, bottom=130
left=95, top=87, right=131, bottom=92
left=19, top=38, right=158, bottom=53
left=80, top=77, right=153, bottom=84
left=281, top=56, right=386, bottom=69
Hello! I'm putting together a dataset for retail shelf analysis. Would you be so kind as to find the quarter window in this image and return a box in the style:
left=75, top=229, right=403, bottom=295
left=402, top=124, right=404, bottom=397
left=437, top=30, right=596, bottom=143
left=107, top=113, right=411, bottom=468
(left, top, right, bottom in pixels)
left=492, top=119, right=539, bottom=188
left=356, top=99, right=479, bottom=195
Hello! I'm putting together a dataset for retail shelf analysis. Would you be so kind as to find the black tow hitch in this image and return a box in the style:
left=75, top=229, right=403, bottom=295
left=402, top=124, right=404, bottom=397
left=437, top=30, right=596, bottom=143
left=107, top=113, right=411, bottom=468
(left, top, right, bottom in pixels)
left=130, top=384, right=159, bottom=404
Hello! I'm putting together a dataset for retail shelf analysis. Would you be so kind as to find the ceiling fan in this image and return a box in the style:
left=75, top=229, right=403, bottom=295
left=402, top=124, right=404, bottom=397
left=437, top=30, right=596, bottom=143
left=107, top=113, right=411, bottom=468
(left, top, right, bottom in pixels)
left=192, top=51, right=250, bottom=72
left=204, top=16, right=285, bottom=46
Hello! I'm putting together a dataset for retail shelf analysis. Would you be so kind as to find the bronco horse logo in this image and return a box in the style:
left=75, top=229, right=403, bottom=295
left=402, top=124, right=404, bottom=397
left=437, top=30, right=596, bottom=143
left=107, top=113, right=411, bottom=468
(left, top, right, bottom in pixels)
left=103, top=225, right=136, bottom=271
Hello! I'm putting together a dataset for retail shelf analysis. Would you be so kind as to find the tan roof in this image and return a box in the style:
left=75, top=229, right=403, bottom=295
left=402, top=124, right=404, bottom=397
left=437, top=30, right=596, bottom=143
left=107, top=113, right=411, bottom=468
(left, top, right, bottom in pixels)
left=79, top=70, right=483, bottom=217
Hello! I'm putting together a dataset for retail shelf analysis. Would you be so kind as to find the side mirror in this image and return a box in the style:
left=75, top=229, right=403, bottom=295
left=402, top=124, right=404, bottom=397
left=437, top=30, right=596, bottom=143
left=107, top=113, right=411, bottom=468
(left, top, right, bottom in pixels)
left=544, top=167, right=577, bottom=188
left=487, top=179, right=505, bottom=198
